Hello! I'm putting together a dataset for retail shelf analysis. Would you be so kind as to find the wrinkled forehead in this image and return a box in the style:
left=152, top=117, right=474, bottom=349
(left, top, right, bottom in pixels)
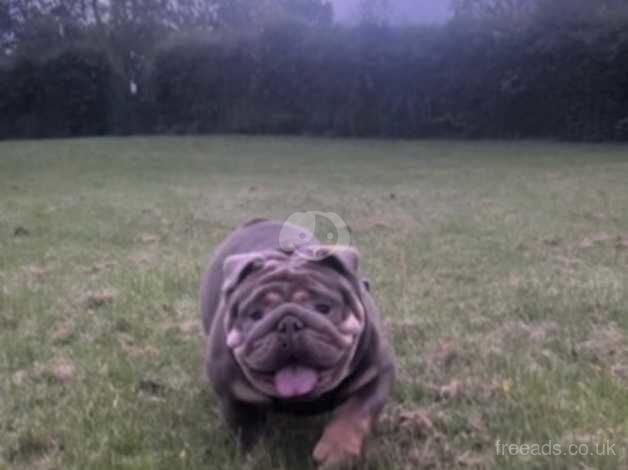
left=231, top=253, right=348, bottom=303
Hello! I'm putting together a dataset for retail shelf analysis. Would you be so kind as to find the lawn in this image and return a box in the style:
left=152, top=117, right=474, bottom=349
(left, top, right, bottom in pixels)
left=1, top=136, right=627, bottom=470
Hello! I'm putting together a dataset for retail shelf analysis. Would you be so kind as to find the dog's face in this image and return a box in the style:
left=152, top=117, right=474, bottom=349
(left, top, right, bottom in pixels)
left=220, top=246, right=365, bottom=399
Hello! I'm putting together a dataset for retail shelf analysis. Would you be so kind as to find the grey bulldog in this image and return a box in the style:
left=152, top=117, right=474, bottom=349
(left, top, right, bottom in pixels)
left=200, top=219, right=395, bottom=468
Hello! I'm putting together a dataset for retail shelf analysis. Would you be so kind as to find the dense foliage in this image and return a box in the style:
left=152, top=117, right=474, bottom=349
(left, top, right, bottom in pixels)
left=0, top=48, right=129, bottom=139
left=1, top=0, right=627, bottom=141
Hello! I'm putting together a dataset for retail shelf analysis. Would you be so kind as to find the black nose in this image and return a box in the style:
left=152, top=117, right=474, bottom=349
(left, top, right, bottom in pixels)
left=277, top=315, right=304, bottom=335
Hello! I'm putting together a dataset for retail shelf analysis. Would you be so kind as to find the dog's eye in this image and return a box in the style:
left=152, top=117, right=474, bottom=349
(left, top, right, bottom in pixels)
left=250, top=310, right=263, bottom=321
left=315, top=304, right=331, bottom=315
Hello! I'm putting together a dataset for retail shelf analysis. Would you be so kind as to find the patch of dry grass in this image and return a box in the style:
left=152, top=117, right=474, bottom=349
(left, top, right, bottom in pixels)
left=1, top=136, right=627, bottom=469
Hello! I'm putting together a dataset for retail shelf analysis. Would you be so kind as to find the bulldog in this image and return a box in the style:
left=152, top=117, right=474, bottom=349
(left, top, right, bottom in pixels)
left=200, top=218, right=395, bottom=468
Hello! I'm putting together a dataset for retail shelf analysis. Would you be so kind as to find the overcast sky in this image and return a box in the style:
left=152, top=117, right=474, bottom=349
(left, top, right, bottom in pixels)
left=331, top=0, right=452, bottom=24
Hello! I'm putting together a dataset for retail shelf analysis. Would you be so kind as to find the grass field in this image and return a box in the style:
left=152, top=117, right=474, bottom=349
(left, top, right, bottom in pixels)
left=1, top=136, right=628, bottom=470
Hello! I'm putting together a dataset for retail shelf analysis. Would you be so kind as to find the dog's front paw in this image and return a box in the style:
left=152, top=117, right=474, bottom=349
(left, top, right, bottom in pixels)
left=312, top=420, right=364, bottom=469
left=313, top=439, right=360, bottom=469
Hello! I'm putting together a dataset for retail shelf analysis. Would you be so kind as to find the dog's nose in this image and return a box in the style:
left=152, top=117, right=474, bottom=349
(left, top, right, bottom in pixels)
left=277, top=315, right=304, bottom=335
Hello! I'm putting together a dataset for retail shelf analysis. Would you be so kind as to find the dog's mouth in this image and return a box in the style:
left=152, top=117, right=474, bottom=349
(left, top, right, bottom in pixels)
left=239, top=319, right=350, bottom=399
left=273, top=365, right=319, bottom=398
left=241, top=357, right=353, bottom=400
left=234, top=308, right=364, bottom=399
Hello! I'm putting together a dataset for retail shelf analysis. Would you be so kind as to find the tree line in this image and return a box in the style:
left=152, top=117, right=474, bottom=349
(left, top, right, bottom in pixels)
left=1, top=0, right=627, bottom=141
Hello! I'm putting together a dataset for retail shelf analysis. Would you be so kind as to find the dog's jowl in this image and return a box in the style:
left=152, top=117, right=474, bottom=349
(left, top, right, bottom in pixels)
left=200, top=218, right=395, bottom=468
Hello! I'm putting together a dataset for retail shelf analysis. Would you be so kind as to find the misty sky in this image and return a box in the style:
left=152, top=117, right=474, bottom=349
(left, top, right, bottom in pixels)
left=332, top=0, right=452, bottom=24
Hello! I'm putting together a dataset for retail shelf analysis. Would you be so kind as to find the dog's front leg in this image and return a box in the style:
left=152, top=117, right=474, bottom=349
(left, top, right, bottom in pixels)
left=313, top=367, right=394, bottom=469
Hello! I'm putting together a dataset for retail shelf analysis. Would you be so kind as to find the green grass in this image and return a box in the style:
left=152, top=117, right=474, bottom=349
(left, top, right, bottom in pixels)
left=1, top=136, right=628, bottom=470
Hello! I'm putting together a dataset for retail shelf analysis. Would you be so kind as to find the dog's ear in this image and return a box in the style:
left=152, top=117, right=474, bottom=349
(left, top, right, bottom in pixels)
left=222, top=253, right=265, bottom=294
left=314, top=246, right=360, bottom=277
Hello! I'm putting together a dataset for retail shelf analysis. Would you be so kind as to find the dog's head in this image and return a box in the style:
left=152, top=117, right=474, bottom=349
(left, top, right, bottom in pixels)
left=219, top=246, right=366, bottom=400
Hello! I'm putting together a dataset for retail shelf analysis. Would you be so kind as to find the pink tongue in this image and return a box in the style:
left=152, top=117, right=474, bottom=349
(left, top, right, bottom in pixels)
left=274, top=366, right=319, bottom=398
